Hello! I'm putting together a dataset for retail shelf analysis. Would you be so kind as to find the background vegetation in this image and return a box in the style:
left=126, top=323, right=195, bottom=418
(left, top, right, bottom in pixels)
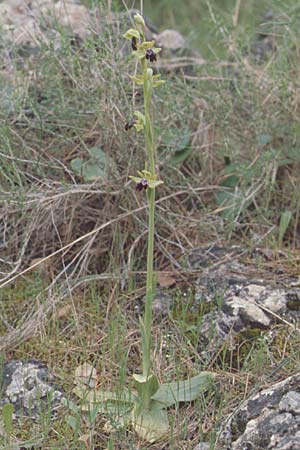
left=1, top=0, right=300, bottom=448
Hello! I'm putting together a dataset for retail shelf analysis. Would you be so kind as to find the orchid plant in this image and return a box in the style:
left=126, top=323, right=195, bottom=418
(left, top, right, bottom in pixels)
left=73, top=13, right=215, bottom=443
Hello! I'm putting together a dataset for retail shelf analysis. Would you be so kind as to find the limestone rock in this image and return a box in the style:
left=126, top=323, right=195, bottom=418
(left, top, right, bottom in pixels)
left=191, top=246, right=300, bottom=357
left=152, top=288, right=173, bottom=318
left=0, top=359, right=64, bottom=418
left=221, top=374, right=300, bottom=450
left=0, top=0, right=91, bottom=45
left=154, top=29, right=186, bottom=51
left=193, top=443, right=211, bottom=450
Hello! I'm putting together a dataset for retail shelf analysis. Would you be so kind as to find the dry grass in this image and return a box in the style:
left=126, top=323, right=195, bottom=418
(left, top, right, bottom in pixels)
left=1, top=1, right=300, bottom=449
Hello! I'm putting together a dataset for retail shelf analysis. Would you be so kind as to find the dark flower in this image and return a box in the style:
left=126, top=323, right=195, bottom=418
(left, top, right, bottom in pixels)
left=145, top=49, right=157, bottom=62
left=136, top=178, right=148, bottom=191
left=131, top=36, right=138, bottom=51
left=125, top=118, right=137, bottom=131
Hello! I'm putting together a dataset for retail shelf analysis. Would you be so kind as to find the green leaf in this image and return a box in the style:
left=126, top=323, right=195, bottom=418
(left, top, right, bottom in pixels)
left=161, top=128, right=192, bottom=166
left=74, top=387, right=135, bottom=419
left=151, top=372, right=215, bottom=407
left=257, top=133, right=272, bottom=146
left=132, top=373, right=160, bottom=399
left=169, top=146, right=193, bottom=166
left=215, top=187, right=247, bottom=220
left=131, top=401, right=169, bottom=443
left=67, top=414, right=80, bottom=432
left=219, top=161, right=241, bottom=188
left=2, top=403, right=13, bottom=435
left=106, top=438, right=114, bottom=450
left=74, top=386, right=136, bottom=404
left=70, top=147, right=117, bottom=182
left=62, top=398, right=81, bottom=414
left=278, top=210, right=292, bottom=245
left=91, top=401, right=133, bottom=417
left=220, top=174, right=240, bottom=189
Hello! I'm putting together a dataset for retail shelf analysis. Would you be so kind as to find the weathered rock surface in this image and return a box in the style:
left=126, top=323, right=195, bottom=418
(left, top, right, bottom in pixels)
left=193, top=442, right=211, bottom=450
left=152, top=288, right=173, bottom=318
left=193, top=443, right=211, bottom=450
left=221, top=374, right=300, bottom=449
left=0, top=359, right=64, bottom=417
left=0, top=0, right=91, bottom=44
left=0, top=1, right=190, bottom=54
left=189, top=245, right=300, bottom=357
left=0, top=0, right=200, bottom=77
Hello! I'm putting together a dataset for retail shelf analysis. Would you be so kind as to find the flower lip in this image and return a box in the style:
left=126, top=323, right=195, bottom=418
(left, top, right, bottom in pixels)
left=131, top=36, right=138, bottom=51
left=125, top=118, right=137, bottom=131
left=136, top=178, right=148, bottom=191
left=145, top=49, right=157, bottom=62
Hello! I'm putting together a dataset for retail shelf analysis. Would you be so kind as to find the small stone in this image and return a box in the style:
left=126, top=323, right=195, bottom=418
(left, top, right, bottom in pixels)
left=223, top=296, right=271, bottom=328
left=152, top=289, right=173, bottom=318
left=154, top=29, right=186, bottom=51
left=193, top=443, right=211, bottom=450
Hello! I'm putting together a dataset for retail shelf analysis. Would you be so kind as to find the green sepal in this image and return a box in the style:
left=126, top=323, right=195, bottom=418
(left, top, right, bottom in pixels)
left=129, top=74, right=144, bottom=85
left=132, top=49, right=146, bottom=60
left=134, top=123, right=144, bottom=132
left=148, top=179, right=164, bottom=188
left=152, top=73, right=165, bottom=87
left=139, top=40, right=155, bottom=50
left=153, top=80, right=166, bottom=87
left=137, top=169, right=152, bottom=178
left=133, top=111, right=145, bottom=132
left=129, top=175, right=143, bottom=184
left=123, top=29, right=140, bottom=40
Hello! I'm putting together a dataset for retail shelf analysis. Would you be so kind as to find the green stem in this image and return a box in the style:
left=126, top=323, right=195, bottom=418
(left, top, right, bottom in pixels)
left=142, top=187, right=155, bottom=377
left=141, top=58, right=156, bottom=378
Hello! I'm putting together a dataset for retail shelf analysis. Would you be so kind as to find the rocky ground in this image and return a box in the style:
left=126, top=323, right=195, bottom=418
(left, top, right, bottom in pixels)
left=0, top=2, right=298, bottom=449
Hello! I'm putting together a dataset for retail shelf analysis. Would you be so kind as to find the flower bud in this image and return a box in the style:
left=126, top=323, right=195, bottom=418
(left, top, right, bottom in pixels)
left=134, top=13, right=146, bottom=31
